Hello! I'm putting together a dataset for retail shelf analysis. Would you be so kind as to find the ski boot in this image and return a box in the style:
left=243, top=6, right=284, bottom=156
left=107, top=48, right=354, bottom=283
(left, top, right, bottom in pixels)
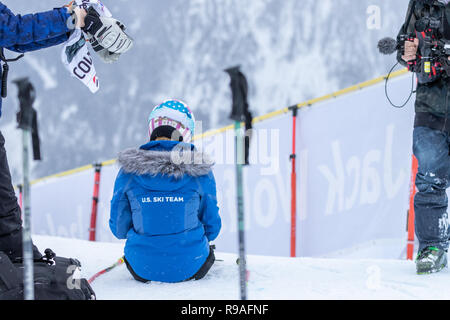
left=416, top=246, right=448, bottom=275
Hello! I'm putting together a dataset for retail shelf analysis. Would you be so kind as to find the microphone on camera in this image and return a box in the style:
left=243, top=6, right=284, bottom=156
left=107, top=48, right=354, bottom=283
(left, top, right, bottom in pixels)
left=378, top=37, right=399, bottom=55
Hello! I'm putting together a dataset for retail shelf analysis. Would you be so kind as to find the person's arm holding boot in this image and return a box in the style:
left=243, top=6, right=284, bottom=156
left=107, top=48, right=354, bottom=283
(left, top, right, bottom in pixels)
left=0, top=2, right=94, bottom=300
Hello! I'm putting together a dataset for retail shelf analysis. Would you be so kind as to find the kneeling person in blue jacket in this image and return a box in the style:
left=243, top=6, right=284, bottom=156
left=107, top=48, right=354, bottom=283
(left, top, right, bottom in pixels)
left=110, top=100, right=222, bottom=283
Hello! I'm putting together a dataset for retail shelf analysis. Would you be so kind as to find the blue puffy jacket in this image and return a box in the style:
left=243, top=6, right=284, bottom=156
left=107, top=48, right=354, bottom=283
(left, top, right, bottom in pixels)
left=0, top=2, right=72, bottom=116
left=110, top=140, right=222, bottom=283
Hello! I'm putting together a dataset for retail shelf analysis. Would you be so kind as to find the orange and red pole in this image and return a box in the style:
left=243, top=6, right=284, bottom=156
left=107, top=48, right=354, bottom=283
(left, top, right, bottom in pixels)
left=89, top=163, right=102, bottom=242
left=407, top=156, right=419, bottom=260
left=290, top=106, right=298, bottom=258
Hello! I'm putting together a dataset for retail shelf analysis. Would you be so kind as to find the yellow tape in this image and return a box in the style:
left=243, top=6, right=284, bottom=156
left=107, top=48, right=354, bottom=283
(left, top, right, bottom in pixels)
left=332, top=85, right=360, bottom=98
left=31, top=68, right=409, bottom=184
left=31, top=164, right=94, bottom=185
left=306, top=94, right=335, bottom=106
left=101, top=159, right=117, bottom=167
left=252, top=108, right=290, bottom=124
left=192, top=124, right=235, bottom=141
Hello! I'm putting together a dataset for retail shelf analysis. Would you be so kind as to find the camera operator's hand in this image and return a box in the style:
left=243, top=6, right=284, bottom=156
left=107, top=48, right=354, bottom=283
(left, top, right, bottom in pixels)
left=402, top=38, right=419, bottom=62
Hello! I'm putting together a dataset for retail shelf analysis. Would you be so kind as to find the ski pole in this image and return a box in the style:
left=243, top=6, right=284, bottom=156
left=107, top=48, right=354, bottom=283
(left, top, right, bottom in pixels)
left=88, top=256, right=125, bottom=284
left=236, top=258, right=250, bottom=282
left=21, top=125, right=33, bottom=300
left=235, top=120, right=247, bottom=300
left=15, top=78, right=37, bottom=300
left=224, top=66, right=252, bottom=301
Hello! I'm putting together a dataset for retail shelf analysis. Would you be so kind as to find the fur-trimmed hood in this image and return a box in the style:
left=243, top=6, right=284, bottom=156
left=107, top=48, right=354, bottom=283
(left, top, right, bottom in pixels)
left=118, top=143, right=214, bottom=179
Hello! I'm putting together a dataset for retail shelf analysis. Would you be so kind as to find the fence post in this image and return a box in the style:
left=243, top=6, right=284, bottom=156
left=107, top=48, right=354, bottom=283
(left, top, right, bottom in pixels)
left=407, top=155, right=418, bottom=260
left=289, top=105, right=298, bottom=257
left=89, top=163, right=103, bottom=241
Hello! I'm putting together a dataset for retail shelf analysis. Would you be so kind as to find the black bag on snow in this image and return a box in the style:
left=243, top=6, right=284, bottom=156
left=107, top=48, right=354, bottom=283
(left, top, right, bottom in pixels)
left=0, top=249, right=96, bottom=300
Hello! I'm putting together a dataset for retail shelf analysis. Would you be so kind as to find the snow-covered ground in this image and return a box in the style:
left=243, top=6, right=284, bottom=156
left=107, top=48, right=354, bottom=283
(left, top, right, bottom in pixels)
left=33, top=235, right=450, bottom=300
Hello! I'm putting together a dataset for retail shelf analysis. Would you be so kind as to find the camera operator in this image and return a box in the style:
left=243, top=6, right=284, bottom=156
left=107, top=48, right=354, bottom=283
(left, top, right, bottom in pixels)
left=398, top=0, right=450, bottom=274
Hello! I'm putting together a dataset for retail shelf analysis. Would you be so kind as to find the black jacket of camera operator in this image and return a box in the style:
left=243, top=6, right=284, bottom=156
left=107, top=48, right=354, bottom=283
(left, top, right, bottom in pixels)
left=397, top=0, right=450, bottom=132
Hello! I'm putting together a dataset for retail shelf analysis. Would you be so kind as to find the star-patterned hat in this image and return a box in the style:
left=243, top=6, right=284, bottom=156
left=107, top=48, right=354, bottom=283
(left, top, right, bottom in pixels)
left=148, top=99, right=196, bottom=143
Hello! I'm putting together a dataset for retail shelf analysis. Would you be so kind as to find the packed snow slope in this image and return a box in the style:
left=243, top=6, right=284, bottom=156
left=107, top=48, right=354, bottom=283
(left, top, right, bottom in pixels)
left=34, top=236, right=450, bottom=300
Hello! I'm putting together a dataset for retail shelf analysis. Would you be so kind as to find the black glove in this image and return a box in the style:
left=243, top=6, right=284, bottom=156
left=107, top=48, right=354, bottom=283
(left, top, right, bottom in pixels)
left=0, top=249, right=96, bottom=300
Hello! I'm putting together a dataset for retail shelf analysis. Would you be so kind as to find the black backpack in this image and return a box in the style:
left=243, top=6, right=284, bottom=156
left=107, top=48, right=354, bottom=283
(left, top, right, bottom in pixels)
left=0, top=249, right=96, bottom=300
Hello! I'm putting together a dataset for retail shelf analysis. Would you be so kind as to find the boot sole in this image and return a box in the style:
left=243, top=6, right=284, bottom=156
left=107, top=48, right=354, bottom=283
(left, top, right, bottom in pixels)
left=417, top=264, right=448, bottom=275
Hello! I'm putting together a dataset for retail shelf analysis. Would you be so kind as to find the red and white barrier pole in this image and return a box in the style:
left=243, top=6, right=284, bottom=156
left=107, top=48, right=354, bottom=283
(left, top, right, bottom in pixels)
left=89, top=163, right=102, bottom=242
left=289, top=106, right=298, bottom=258
left=407, top=156, right=418, bottom=260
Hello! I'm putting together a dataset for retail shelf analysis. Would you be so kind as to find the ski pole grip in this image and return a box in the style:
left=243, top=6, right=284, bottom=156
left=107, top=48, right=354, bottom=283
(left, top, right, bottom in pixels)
left=224, top=65, right=248, bottom=122
left=14, top=78, right=36, bottom=130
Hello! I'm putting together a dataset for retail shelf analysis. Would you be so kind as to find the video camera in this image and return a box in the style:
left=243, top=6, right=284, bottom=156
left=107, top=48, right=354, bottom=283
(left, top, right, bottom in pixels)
left=378, top=2, right=450, bottom=84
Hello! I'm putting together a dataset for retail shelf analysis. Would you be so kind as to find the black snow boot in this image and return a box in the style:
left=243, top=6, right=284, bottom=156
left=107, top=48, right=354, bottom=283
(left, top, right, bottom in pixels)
left=416, top=246, right=448, bottom=275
